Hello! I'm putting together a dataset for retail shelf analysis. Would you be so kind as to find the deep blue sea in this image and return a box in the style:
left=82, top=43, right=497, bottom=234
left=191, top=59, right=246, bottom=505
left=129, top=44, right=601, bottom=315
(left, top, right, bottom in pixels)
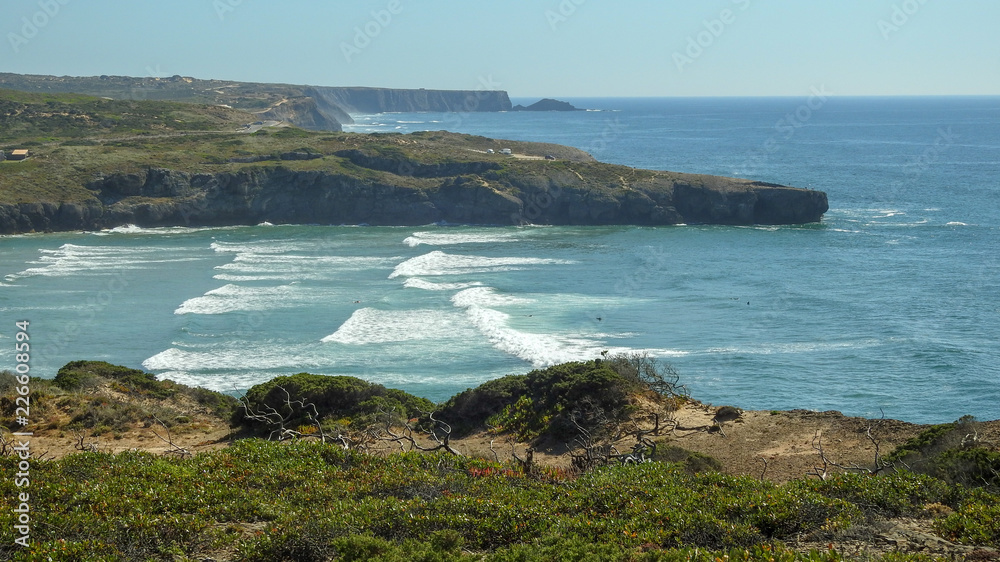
left=2, top=96, right=998, bottom=424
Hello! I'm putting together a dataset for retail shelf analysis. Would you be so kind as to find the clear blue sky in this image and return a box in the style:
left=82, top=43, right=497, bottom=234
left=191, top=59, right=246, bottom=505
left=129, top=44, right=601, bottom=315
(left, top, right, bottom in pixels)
left=3, top=0, right=998, bottom=97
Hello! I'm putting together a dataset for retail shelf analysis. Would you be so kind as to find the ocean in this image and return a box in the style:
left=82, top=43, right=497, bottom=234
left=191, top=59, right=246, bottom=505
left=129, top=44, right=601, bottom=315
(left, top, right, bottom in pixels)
left=1, top=96, right=998, bottom=424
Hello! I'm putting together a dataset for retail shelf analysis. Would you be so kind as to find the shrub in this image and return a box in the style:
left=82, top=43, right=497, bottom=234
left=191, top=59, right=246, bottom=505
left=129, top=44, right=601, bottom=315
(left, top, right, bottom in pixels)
left=237, top=373, right=434, bottom=430
left=935, top=490, right=1000, bottom=547
left=55, top=360, right=173, bottom=398
left=437, top=360, right=638, bottom=440
left=886, top=416, right=1000, bottom=490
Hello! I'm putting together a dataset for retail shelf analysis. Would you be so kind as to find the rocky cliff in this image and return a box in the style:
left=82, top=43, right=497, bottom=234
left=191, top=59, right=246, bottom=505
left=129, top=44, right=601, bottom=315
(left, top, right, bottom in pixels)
left=305, top=86, right=512, bottom=115
left=256, top=97, right=343, bottom=131
left=0, top=161, right=828, bottom=234
left=0, top=73, right=513, bottom=132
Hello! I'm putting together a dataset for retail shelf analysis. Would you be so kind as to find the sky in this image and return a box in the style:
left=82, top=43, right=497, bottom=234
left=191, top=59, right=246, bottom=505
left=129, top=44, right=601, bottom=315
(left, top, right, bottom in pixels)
left=3, top=0, right=998, bottom=97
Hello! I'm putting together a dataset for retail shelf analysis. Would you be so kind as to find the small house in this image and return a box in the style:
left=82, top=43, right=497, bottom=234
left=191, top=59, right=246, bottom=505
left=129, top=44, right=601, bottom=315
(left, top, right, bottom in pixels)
left=9, top=149, right=29, bottom=161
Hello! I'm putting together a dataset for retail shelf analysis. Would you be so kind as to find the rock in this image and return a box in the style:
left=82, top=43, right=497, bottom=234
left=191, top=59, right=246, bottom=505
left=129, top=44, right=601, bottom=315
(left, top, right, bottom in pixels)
left=0, top=143, right=828, bottom=234
left=512, top=98, right=583, bottom=112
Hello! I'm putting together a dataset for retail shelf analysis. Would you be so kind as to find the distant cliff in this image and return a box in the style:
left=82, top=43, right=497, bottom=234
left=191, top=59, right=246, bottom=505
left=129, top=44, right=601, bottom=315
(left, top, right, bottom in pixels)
left=256, top=97, right=343, bottom=131
left=0, top=73, right=513, bottom=132
left=306, top=86, right=512, bottom=115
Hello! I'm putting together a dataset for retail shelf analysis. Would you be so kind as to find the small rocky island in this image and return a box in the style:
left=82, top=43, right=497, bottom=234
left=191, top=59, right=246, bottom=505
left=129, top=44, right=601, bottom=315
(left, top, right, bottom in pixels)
left=0, top=89, right=828, bottom=234
left=512, top=98, right=584, bottom=111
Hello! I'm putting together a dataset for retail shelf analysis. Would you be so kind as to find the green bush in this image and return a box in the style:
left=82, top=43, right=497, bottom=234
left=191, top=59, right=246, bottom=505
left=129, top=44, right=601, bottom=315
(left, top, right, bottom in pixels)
left=437, top=359, right=639, bottom=440
left=935, top=489, right=1000, bottom=547
left=237, top=372, right=435, bottom=430
left=886, top=416, right=1000, bottom=490
left=54, top=360, right=172, bottom=397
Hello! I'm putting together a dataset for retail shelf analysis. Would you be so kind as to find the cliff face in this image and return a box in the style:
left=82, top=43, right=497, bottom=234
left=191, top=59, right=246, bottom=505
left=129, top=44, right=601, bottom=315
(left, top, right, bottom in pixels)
left=0, top=165, right=828, bottom=234
left=307, top=87, right=512, bottom=115
left=257, top=97, right=343, bottom=131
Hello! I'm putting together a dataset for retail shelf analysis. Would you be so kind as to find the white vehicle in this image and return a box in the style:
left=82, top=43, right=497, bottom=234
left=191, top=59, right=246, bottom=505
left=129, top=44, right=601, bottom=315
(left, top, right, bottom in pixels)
left=500, top=148, right=512, bottom=155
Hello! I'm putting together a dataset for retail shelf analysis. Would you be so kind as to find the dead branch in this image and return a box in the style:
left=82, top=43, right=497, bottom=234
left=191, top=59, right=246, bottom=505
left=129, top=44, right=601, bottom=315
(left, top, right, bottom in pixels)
left=73, top=429, right=102, bottom=453
left=236, top=385, right=329, bottom=443
left=807, top=416, right=896, bottom=480
left=374, top=408, right=463, bottom=456
left=758, top=456, right=770, bottom=480
left=807, top=431, right=832, bottom=481
left=151, top=416, right=191, bottom=458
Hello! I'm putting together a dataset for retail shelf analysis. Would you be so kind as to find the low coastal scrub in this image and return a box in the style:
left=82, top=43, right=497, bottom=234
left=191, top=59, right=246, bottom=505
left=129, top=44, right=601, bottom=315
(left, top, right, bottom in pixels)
left=0, top=361, right=238, bottom=435
left=0, top=439, right=998, bottom=561
left=885, top=416, right=1000, bottom=491
left=2, top=360, right=998, bottom=559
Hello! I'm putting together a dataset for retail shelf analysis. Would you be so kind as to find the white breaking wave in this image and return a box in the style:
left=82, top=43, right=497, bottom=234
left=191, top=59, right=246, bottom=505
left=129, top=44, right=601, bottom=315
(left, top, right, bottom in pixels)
left=91, top=224, right=228, bottom=236
left=174, top=284, right=298, bottom=315
left=403, top=231, right=523, bottom=247
left=389, top=250, right=574, bottom=279
left=699, top=338, right=883, bottom=356
left=403, top=278, right=485, bottom=291
left=451, top=286, right=643, bottom=367
left=321, top=307, right=471, bottom=344
left=451, top=286, right=531, bottom=308
left=214, top=254, right=395, bottom=281
left=6, top=244, right=203, bottom=280
left=143, top=343, right=324, bottom=376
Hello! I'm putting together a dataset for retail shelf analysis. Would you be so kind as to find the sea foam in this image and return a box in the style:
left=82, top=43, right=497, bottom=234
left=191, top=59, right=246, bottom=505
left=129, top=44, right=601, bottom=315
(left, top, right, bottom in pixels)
left=321, top=307, right=471, bottom=344
left=389, top=250, right=573, bottom=279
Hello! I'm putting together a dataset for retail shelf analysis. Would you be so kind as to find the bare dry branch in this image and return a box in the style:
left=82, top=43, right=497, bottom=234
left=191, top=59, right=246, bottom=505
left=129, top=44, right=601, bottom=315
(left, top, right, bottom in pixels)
left=151, top=416, right=191, bottom=458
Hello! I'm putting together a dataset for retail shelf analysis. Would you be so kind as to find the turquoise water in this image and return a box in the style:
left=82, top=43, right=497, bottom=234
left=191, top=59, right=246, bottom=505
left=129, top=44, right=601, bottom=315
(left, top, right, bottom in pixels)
left=2, top=97, right=998, bottom=423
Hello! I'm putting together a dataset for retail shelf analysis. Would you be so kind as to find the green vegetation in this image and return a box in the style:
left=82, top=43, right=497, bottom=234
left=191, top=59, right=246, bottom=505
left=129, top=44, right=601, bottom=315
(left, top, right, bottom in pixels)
left=0, top=360, right=996, bottom=559
left=238, top=372, right=435, bottom=433
left=0, top=89, right=251, bottom=143
left=1, top=439, right=997, bottom=561
left=0, top=88, right=601, bottom=209
left=0, top=362, right=238, bottom=435
left=438, top=354, right=683, bottom=442
left=886, top=416, right=1000, bottom=490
